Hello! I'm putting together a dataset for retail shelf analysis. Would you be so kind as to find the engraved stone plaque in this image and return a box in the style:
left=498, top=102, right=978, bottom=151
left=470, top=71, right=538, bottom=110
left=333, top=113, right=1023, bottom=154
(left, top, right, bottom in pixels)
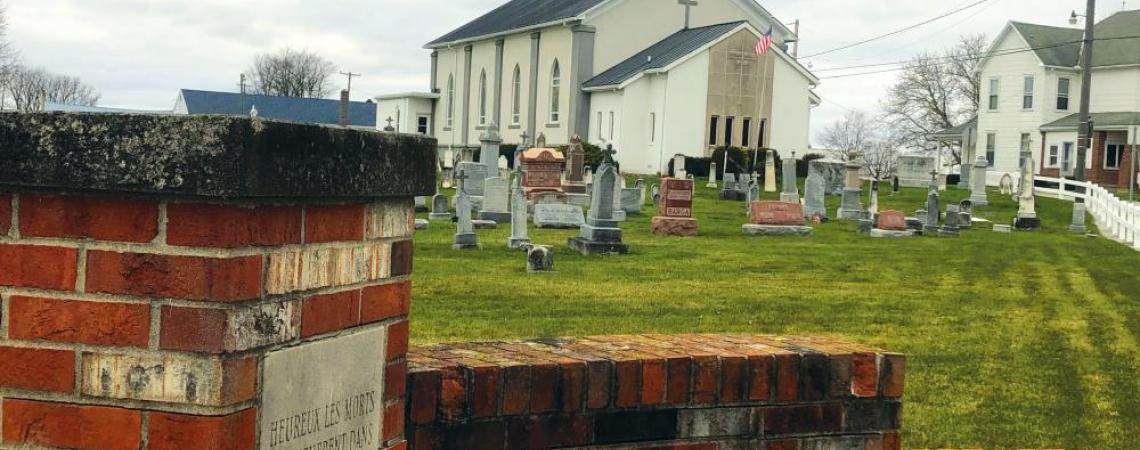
left=259, top=327, right=386, bottom=450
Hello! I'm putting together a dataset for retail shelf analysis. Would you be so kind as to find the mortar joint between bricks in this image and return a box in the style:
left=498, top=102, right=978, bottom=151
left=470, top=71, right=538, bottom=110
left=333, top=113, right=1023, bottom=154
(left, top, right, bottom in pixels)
left=10, top=193, right=19, bottom=239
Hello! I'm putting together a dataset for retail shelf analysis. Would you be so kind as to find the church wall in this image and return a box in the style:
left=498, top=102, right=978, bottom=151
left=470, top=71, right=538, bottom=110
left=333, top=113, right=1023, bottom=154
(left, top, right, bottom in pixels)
left=769, top=55, right=812, bottom=157
left=662, top=52, right=712, bottom=170
left=432, top=46, right=464, bottom=147
left=588, top=90, right=623, bottom=150
left=614, top=73, right=667, bottom=174
left=706, top=29, right=773, bottom=153
left=534, top=26, right=574, bottom=147
left=466, top=40, right=498, bottom=143
left=500, top=33, right=533, bottom=140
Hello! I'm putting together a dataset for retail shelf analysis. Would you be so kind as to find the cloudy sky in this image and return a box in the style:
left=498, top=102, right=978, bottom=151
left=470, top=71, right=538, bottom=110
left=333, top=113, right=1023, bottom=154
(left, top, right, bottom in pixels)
left=7, top=0, right=1123, bottom=142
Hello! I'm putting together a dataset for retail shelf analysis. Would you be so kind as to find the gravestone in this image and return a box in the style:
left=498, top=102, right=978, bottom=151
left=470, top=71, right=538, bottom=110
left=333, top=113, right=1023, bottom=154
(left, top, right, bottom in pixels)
left=527, top=245, right=555, bottom=273
left=707, top=161, right=719, bottom=188
left=746, top=177, right=760, bottom=212
left=857, top=219, right=873, bottom=235
left=454, top=161, right=488, bottom=197
left=723, top=172, right=737, bottom=190
left=1000, top=173, right=1015, bottom=196
left=453, top=172, right=479, bottom=249
left=415, top=219, right=430, bottom=230
left=520, top=147, right=566, bottom=200
left=534, top=203, right=586, bottom=229
left=868, top=180, right=880, bottom=215
left=808, top=159, right=845, bottom=195
left=941, top=205, right=961, bottom=236
left=621, top=187, right=643, bottom=215
left=897, top=155, right=936, bottom=188
left=1015, top=153, right=1041, bottom=230
left=479, top=177, right=511, bottom=222
left=993, top=224, right=1013, bottom=233
left=836, top=161, right=864, bottom=220
left=611, top=174, right=627, bottom=221
left=781, top=155, right=799, bottom=203
left=479, top=123, right=503, bottom=183
left=498, top=155, right=510, bottom=178
left=803, top=171, right=828, bottom=220
left=743, top=202, right=812, bottom=236
left=970, top=154, right=990, bottom=207
left=764, top=149, right=777, bottom=192
left=651, top=184, right=661, bottom=208
left=569, top=146, right=630, bottom=255
left=563, top=135, right=587, bottom=194
left=891, top=176, right=900, bottom=195
left=673, top=154, right=688, bottom=179
left=924, top=188, right=941, bottom=235
left=876, top=211, right=908, bottom=231
left=415, top=196, right=428, bottom=212
left=651, top=177, right=698, bottom=236
left=429, top=194, right=452, bottom=221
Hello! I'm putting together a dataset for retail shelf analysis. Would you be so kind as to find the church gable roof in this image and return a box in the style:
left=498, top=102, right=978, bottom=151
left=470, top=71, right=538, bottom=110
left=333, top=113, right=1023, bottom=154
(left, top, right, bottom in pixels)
left=583, top=22, right=745, bottom=89
left=427, top=0, right=606, bottom=47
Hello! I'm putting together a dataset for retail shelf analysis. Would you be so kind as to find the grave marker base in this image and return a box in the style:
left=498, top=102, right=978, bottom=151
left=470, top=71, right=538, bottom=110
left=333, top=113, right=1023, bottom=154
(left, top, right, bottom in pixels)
left=742, top=224, right=813, bottom=236
left=650, top=217, right=699, bottom=236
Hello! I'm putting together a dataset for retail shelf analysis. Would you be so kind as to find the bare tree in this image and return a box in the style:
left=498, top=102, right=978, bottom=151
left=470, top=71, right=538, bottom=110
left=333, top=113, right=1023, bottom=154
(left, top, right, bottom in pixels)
left=948, top=34, right=987, bottom=114
left=860, top=130, right=905, bottom=180
left=7, top=66, right=100, bottom=111
left=817, top=110, right=877, bottom=160
left=0, top=1, right=22, bottom=106
left=247, top=48, right=337, bottom=98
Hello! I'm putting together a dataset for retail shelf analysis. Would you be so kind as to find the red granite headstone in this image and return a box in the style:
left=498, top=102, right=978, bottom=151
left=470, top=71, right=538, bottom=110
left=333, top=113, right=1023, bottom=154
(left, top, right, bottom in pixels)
left=521, top=147, right=566, bottom=199
left=652, top=177, right=698, bottom=236
left=750, top=201, right=805, bottom=226
left=877, top=210, right=908, bottom=231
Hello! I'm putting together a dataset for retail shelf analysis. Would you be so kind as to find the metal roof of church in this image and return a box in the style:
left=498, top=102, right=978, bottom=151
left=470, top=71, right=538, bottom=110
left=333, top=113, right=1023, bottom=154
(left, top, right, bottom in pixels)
left=427, top=0, right=606, bottom=47
left=583, top=21, right=745, bottom=89
left=178, top=89, right=377, bottom=128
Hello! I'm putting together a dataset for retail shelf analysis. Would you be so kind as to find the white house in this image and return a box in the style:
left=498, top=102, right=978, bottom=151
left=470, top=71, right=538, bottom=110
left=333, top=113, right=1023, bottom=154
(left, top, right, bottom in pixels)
left=378, top=0, right=819, bottom=175
left=964, top=10, right=1140, bottom=187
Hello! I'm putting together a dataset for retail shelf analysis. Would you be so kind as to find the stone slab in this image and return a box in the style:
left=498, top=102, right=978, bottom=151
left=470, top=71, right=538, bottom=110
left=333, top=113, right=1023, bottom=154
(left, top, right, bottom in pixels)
left=651, top=217, right=699, bottom=236
left=478, top=211, right=511, bottom=223
left=260, top=327, right=386, bottom=450
left=870, top=229, right=915, bottom=238
left=568, top=237, right=630, bottom=255
left=534, top=204, right=585, bottom=229
left=876, top=211, right=908, bottom=231
left=414, top=219, right=429, bottom=230
left=750, top=202, right=805, bottom=226
left=472, top=220, right=498, bottom=229
left=741, top=224, right=813, bottom=236
left=0, top=113, right=436, bottom=198
left=992, top=224, right=1013, bottom=233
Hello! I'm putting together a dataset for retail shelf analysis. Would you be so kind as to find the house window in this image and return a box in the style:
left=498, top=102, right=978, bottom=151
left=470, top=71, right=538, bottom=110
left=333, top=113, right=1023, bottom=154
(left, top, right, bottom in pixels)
left=649, top=113, right=656, bottom=143
left=478, top=70, right=487, bottom=126
left=1062, top=142, right=1074, bottom=172
left=609, top=111, right=615, bottom=140
left=1049, top=145, right=1059, bottom=167
left=988, top=78, right=999, bottom=110
left=597, top=112, right=602, bottom=139
left=550, top=60, right=561, bottom=123
left=511, top=65, right=521, bottom=124
left=985, top=133, right=996, bottom=164
left=446, top=74, right=455, bottom=128
left=1023, top=76, right=1035, bottom=110
left=709, top=116, right=719, bottom=146
left=725, top=117, right=735, bottom=147
left=417, top=116, right=429, bottom=134
left=1057, top=78, right=1070, bottom=111
left=1019, top=133, right=1031, bottom=168
left=1106, top=144, right=1125, bottom=169
left=742, top=118, right=752, bottom=148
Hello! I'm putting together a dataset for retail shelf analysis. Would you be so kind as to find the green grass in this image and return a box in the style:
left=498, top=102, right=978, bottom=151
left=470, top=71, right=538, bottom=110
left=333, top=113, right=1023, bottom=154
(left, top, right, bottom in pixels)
left=410, top=178, right=1140, bottom=449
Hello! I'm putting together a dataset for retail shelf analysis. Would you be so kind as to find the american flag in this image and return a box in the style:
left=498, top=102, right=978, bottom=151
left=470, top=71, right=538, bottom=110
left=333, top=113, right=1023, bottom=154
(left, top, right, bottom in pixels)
left=755, top=27, right=774, bottom=56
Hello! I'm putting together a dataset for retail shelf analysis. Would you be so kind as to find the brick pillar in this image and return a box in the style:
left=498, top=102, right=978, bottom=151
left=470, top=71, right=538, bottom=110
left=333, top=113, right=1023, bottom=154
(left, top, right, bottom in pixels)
left=1089, top=131, right=1107, bottom=184
left=0, top=113, right=435, bottom=450
left=1119, top=145, right=1136, bottom=188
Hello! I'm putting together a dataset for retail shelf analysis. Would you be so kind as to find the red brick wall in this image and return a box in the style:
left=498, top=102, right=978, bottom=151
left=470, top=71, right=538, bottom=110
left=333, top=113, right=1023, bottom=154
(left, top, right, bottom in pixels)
left=406, top=335, right=905, bottom=450
left=0, top=193, right=415, bottom=450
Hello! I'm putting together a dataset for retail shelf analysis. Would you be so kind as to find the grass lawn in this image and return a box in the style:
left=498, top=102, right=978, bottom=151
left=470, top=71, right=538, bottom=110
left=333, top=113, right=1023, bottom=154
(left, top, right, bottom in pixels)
left=410, top=177, right=1140, bottom=449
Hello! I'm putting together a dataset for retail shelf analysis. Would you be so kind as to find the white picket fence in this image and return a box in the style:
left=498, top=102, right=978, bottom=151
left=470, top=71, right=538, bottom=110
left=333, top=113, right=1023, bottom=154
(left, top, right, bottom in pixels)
left=1035, top=176, right=1140, bottom=250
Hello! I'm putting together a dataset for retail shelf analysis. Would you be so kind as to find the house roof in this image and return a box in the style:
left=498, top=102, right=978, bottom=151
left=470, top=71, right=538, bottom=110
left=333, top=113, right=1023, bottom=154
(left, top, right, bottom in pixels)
left=1010, top=22, right=1082, bottom=67
left=583, top=22, right=746, bottom=89
left=427, top=0, right=606, bottom=47
left=45, top=102, right=169, bottom=114
left=1041, top=112, right=1140, bottom=130
left=930, top=117, right=977, bottom=140
left=1005, top=10, right=1140, bottom=69
left=178, top=89, right=376, bottom=127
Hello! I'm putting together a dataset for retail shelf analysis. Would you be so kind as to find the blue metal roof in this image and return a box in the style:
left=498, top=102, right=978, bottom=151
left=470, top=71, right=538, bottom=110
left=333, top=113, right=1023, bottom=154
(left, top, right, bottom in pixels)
left=179, top=89, right=376, bottom=127
left=584, top=22, right=745, bottom=89
left=427, top=0, right=606, bottom=47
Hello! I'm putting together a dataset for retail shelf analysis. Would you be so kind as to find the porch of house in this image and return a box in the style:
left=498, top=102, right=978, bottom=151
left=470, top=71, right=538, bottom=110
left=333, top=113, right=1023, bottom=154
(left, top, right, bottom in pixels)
left=1039, top=112, right=1140, bottom=189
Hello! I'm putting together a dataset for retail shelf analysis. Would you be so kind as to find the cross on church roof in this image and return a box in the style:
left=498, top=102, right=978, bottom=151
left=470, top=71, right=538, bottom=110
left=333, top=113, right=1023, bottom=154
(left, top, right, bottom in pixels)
left=678, top=0, right=698, bottom=29
left=386, top=117, right=394, bottom=127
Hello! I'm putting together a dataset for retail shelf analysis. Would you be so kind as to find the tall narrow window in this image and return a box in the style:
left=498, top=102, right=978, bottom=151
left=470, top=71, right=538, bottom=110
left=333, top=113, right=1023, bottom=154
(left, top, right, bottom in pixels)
left=709, top=116, right=719, bottom=146
left=446, top=74, right=455, bottom=128
left=478, top=70, right=488, bottom=126
left=511, top=65, right=521, bottom=124
left=1057, top=78, right=1071, bottom=111
left=988, top=78, right=999, bottom=110
left=1062, top=142, right=1074, bottom=172
left=741, top=118, right=752, bottom=148
left=1049, top=145, right=1059, bottom=167
left=725, top=116, right=735, bottom=147
left=609, top=112, right=615, bottom=140
left=649, top=113, right=656, bottom=143
left=1106, top=144, right=1124, bottom=169
left=985, top=133, right=996, bottom=165
left=597, top=112, right=602, bottom=139
left=758, top=119, right=767, bottom=148
left=1022, top=76, right=1035, bottom=109
left=1019, top=133, right=1031, bottom=168
left=550, top=60, right=561, bottom=123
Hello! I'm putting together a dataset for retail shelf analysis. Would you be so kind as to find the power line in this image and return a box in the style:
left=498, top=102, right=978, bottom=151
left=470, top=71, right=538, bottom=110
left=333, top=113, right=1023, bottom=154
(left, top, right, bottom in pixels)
left=857, top=0, right=1005, bottom=63
left=801, top=0, right=994, bottom=59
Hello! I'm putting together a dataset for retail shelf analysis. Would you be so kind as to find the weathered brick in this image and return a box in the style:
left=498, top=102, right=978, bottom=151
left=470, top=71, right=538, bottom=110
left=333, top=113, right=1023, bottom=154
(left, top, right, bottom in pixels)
left=8, top=296, right=150, bottom=348
left=775, top=353, right=800, bottom=402
left=0, top=346, right=75, bottom=393
left=409, top=369, right=442, bottom=425
left=301, top=290, right=362, bottom=337
left=305, top=204, right=365, bottom=243
left=594, top=410, right=679, bottom=444
left=166, top=203, right=302, bottom=248
left=614, top=359, right=642, bottom=408
left=529, top=363, right=560, bottom=413
left=501, top=365, right=531, bottom=415
left=388, top=320, right=410, bottom=362
left=693, top=356, right=719, bottom=405
left=799, top=354, right=830, bottom=401
left=883, top=431, right=901, bottom=450
left=86, top=251, right=262, bottom=302
left=678, top=407, right=754, bottom=438
left=881, top=354, right=906, bottom=398
left=439, top=366, right=468, bottom=420
left=748, top=355, right=773, bottom=402
left=266, top=243, right=390, bottom=294
left=720, top=356, right=747, bottom=404
left=160, top=301, right=300, bottom=354
left=384, top=401, right=405, bottom=442
left=762, top=404, right=843, bottom=436
left=2, top=399, right=142, bottom=450
left=641, top=358, right=667, bottom=406
left=148, top=408, right=257, bottom=450
left=505, top=414, right=590, bottom=450
left=387, top=361, right=408, bottom=399
left=19, top=194, right=158, bottom=242
left=391, top=239, right=414, bottom=277
left=0, top=244, right=78, bottom=290
left=768, top=440, right=801, bottom=450
left=81, top=352, right=257, bottom=406
left=587, top=360, right=613, bottom=409
left=560, top=361, right=586, bottom=412
left=412, top=421, right=506, bottom=450
left=666, top=356, right=693, bottom=405
left=362, top=281, right=411, bottom=324
left=828, top=354, right=853, bottom=398
left=0, top=193, right=11, bottom=235
left=851, top=353, right=878, bottom=397
left=845, top=399, right=902, bottom=432
left=644, top=444, right=720, bottom=450
left=367, top=200, right=415, bottom=239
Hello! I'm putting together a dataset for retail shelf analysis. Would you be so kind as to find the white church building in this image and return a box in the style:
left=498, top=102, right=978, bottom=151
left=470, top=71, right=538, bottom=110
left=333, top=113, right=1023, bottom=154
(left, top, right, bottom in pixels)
left=378, top=0, right=820, bottom=175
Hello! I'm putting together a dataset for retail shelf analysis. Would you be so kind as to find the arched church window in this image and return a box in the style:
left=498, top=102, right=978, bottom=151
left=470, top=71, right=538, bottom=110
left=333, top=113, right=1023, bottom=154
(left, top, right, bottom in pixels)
left=550, top=60, right=561, bottom=123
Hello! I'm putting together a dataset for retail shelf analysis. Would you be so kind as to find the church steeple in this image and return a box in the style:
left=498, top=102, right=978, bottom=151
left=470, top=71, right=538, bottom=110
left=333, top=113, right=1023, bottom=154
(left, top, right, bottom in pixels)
left=678, top=0, right=698, bottom=29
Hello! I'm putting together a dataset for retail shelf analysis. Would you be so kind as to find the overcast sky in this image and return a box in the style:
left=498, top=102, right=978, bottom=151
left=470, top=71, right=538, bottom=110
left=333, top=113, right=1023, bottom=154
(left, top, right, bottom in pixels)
left=7, top=0, right=1125, bottom=143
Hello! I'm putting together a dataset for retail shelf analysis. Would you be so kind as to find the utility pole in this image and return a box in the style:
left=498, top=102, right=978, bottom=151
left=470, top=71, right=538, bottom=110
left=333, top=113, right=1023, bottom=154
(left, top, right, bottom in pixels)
left=340, top=71, right=361, bottom=94
left=1070, top=0, right=1095, bottom=234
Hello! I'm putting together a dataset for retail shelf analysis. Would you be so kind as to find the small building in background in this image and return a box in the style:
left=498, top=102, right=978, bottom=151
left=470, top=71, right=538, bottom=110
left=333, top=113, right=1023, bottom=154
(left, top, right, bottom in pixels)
left=375, top=92, right=439, bottom=135
left=173, top=89, right=377, bottom=128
